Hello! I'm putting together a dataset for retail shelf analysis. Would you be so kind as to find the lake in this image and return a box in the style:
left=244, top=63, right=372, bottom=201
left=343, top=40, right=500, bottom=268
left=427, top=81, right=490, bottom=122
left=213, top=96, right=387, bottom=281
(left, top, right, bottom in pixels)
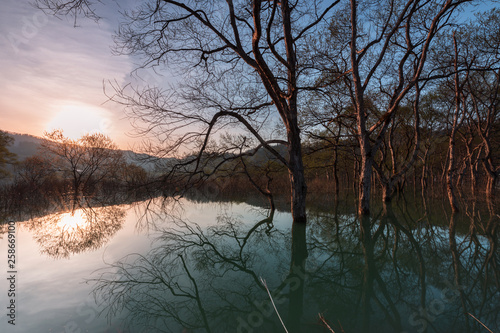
left=0, top=192, right=498, bottom=333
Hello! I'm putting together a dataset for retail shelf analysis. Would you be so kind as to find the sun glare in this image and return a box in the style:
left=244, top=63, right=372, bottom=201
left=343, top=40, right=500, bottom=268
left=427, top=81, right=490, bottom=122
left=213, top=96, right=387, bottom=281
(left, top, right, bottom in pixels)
left=57, top=210, right=87, bottom=231
left=45, top=102, right=112, bottom=140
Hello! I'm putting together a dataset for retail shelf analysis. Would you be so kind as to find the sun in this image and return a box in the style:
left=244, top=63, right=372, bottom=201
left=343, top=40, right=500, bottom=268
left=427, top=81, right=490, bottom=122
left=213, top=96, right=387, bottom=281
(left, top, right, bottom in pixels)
left=45, top=101, right=113, bottom=140
left=57, top=210, right=87, bottom=231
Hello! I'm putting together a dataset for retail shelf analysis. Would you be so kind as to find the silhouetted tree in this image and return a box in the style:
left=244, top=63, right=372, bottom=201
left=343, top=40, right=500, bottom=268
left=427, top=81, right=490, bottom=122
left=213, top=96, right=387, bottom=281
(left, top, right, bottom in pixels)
left=35, top=0, right=345, bottom=224
left=15, top=155, right=52, bottom=188
left=0, top=131, right=17, bottom=180
left=41, top=130, right=124, bottom=195
left=350, top=0, right=474, bottom=214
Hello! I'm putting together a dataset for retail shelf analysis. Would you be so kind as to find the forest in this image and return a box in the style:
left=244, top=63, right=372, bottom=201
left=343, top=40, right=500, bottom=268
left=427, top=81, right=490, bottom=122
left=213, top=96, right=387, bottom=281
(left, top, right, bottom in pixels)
left=1, top=2, right=500, bottom=220
left=0, top=2, right=499, bottom=332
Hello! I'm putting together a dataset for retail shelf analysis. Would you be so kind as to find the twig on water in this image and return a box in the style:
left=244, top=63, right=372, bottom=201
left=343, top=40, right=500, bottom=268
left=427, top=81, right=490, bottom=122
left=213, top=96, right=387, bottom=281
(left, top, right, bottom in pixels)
left=319, top=313, right=335, bottom=333
left=467, top=313, right=494, bottom=333
left=260, top=277, right=289, bottom=333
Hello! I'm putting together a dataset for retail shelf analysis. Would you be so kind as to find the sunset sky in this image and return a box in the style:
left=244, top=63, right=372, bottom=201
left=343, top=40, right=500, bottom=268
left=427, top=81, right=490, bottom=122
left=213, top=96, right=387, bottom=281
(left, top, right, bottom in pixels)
left=0, top=0, right=166, bottom=150
left=0, top=1, right=495, bottom=151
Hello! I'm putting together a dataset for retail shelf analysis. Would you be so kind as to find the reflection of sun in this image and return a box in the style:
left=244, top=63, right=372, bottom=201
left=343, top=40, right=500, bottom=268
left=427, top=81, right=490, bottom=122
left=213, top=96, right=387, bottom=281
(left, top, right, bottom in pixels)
left=45, top=101, right=111, bottom=140
left=57, top=210, right=87, bottom=231
left=28, top=205, right=126, bottom=259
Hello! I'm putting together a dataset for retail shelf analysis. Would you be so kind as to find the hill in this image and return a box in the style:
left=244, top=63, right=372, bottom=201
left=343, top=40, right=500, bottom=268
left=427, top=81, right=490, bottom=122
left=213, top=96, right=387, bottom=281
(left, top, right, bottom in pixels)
left=4, top=131, right=164, bottom=172
left=7, top=132, right=41, bottom=161
left=4, top=131, right=286, bottom=175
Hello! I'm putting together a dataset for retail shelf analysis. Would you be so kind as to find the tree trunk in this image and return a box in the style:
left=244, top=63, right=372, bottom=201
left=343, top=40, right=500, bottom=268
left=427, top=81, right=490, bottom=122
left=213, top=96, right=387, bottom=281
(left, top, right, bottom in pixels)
left=421, top=163, right=427, bottom=190
left=481, top=139, right=497, bottom=198
left=333, top=144, right=339, bottom=196
left=350, top=0, right=372, bottom=216
left=72, top=171, right=82, bottom=197
left=358, top=143, right=373, bottom=215
left=447, top=33, right=461, bottom=213
left=381, top=181, right=393, bottom=203
left=288, top=126, right=307, bottom=224
left=456, top=160, right=467, bottom=190
left=486, top=173, right=497, bottom=197
left=447, top=128, right=460, bottom=213
left=353, top=158, right=359, bottom=194
left=470, top=159, right=477, bottom=194
left=282, top=0, right=306, bottom=224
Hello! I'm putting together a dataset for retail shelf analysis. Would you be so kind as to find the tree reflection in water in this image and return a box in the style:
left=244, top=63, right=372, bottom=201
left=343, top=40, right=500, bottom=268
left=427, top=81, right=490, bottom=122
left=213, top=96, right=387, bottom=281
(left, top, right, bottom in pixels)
left=91, top=203, right=289, bottom=332
left=24, top=199, right=126, bottom=258
left=90, top=196, right=499, bottom=333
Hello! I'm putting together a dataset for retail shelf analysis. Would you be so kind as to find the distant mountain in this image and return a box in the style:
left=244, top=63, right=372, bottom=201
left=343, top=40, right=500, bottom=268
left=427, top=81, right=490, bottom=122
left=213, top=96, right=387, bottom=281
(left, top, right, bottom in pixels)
left=122, top=150, right=177, bottom=172
left=4, top=131, right=166, bottom=171
left=4, top=131, right=287, bottom=174
left=7, top=132, right=41, bottom=161
left=247, top=144, right=288, bottom=164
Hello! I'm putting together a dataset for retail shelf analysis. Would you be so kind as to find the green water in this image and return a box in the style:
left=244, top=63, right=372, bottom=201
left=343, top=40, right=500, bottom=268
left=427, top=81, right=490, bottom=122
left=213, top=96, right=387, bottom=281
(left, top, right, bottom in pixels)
left=0, top=193, right=498, bottom=333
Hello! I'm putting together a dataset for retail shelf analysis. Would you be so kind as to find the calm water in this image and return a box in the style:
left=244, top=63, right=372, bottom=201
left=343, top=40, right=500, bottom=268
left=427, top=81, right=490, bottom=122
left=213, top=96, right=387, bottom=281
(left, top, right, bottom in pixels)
left=0, top=193, right=498, bottom=333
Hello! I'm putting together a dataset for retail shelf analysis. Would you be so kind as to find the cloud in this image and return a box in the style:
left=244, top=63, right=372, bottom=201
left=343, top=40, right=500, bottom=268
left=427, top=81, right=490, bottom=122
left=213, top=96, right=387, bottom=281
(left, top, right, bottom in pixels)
left=0, top=0, right=135, bottom=148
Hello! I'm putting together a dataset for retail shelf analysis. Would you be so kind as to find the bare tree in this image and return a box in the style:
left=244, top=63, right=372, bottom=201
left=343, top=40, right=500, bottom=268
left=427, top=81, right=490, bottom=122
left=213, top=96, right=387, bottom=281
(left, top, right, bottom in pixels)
left=15, top=155, right=53, bottom=188
left=41, top=130, right=124, bottom=195
left=435, top=10, right=500, bottom=210
left=469, top=70, right=500, bottom=197
left=316, top=0, right=472, bottom=215
left=373, top=90, right=421, bottom=203
left=36, top=0, right=343, bottom=224
left=0, top=131, right=17, bottom=180
left=464, top=9, right=500, bottom=197
left=445, top=32, right=471, bottom=212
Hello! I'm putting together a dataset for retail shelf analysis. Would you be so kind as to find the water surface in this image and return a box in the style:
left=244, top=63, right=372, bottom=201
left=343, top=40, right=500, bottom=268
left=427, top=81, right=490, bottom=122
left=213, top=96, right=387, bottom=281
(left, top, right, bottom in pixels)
left=0, top=194, right=498, bottom=333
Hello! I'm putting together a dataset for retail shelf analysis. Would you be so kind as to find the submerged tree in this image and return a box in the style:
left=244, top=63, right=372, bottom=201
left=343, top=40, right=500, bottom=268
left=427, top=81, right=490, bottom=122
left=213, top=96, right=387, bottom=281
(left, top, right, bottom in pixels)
left=314, top=0, right=474, bottom=214
left=41, top=130, right=124, bottom=195
left=34, top=0, right=500, bottom=217
left=36, top=0, right=343, bottom=223
left=349, top=0, right=472, bottom=214
left=464, top=9, right=500, bottom=197
left=428, top=9, right=500, bottom=210
left=0, top=131, right=17, bottom=180
left=15, top=155, right=53, bottom=189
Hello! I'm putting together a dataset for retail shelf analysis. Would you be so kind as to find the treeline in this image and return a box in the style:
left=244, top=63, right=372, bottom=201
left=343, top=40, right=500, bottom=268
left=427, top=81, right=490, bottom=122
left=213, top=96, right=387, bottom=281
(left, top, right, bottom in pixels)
left=2, top=1, right=500, bottom=220
left=185, top=6, right=500, bottom=213
left=0, top=130, right=154, bottom=214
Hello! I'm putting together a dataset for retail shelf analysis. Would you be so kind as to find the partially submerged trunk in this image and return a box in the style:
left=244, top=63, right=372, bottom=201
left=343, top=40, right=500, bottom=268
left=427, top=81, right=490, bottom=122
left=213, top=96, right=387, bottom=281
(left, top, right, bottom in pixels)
left=447, top=115, right=460, bottom=213
left=480, top=138, right=498, bottom=198
left=447, top=33, right=462, bottom=213
left=358, top=143, right=373, bottom=215
left=332, top=140, right=340, bottom=196
left=381, top=181, right=393, bottom=203
left=288, top=125, right=307, bottom=224
left=346, top=0, right=461, bottom=216
left=485, top=173, right=497, bottom=197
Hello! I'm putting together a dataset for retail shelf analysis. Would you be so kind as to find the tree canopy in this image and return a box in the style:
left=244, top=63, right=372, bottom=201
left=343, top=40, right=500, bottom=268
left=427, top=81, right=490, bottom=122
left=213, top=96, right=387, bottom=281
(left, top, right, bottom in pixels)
left=0, top=131, right=17, bottom=179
